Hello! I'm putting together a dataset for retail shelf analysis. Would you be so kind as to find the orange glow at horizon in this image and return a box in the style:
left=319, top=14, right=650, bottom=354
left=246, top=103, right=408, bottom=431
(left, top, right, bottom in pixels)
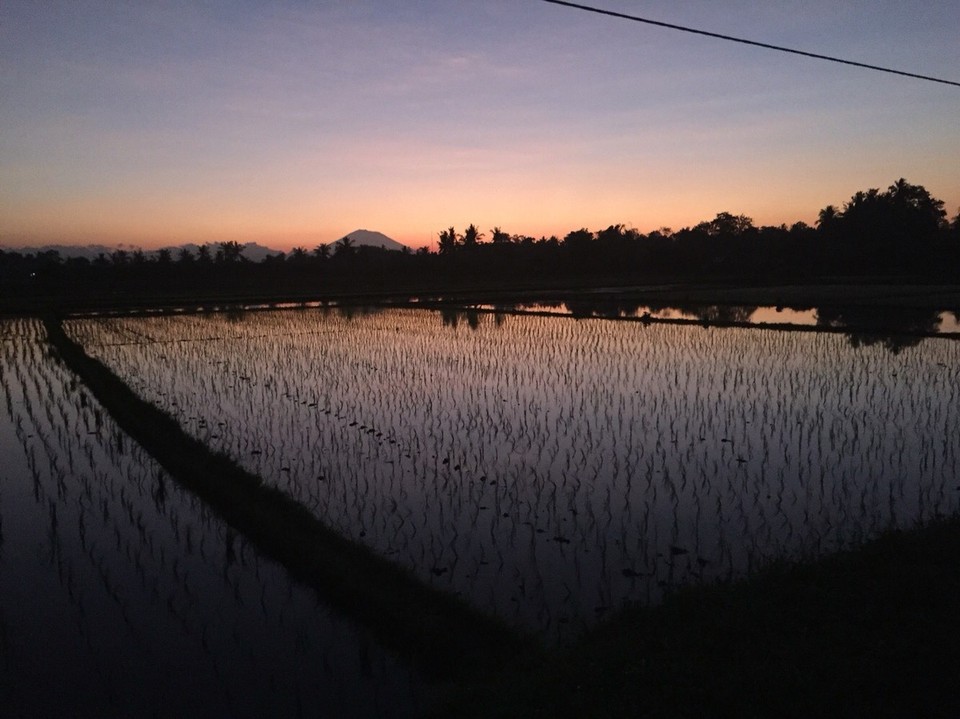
left=2, top=2, right=957, bottom=254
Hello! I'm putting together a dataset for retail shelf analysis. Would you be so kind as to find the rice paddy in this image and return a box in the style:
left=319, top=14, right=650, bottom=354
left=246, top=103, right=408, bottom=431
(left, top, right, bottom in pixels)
left=0, top=318, right=422, bottom=717
left=63, top=306, right=960, bottom=640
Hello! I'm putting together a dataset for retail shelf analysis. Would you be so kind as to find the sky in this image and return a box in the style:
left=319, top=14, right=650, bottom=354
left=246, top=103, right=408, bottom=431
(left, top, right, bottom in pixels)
left=2, top=0, right=958, bottom=252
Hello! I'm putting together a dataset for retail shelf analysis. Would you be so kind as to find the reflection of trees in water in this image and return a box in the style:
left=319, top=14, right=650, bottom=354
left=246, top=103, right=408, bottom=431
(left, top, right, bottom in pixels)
left=79, top=309, right=960, bottom=642
left=440, top=307, right=481, bottom=330
left=1, top=318, right=416, bottom=716
left=224, top=308, right=246, bottom=323
left=429, top=301, right=954, bottom=351
left=490, top=303, right=520, bottom=315
left=562, top=301, right=759, bottom=324
left=563, top=298, right=643, bottom=319
left=674, top=305, right=758, bottom=324
left=333, top=304, right=385, bottom=321
left=642, top=302, right=674, bottom=319
left=816, top=306, right=942, bottom=354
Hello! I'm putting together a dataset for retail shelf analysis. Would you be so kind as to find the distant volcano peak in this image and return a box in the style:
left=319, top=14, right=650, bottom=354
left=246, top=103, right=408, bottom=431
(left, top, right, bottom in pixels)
left=343, top=230, right=407, bottom=252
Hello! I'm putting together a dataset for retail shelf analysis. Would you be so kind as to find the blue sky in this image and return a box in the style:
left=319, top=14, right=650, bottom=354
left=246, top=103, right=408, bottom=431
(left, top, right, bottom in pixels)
left=2, top=0, right=958, bottom=250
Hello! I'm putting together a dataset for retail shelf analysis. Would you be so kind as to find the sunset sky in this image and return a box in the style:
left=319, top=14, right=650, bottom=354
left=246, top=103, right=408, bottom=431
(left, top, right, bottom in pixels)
left=2, top=0, right=958, bottom=252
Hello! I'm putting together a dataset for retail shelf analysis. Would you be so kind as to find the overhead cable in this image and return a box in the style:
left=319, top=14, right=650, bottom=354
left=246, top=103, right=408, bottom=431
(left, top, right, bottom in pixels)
left=540, top=0, right=960, bottom=88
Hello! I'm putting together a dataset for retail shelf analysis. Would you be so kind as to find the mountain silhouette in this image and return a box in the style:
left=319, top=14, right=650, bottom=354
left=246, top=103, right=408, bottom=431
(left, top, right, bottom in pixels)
left=344, top=229, right=408, bottom=252
left=1, top=241, right=283, bottom=262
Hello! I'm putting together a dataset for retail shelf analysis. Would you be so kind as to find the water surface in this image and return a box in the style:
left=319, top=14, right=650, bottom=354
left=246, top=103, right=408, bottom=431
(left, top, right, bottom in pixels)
left=0, top=318, right=421, bottom=717
left=66, top=308, right=960, bottom=638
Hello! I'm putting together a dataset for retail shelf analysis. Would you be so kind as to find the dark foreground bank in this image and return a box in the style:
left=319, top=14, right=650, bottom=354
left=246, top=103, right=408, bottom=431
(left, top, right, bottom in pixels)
left=437, top=514, right=960, bottom=718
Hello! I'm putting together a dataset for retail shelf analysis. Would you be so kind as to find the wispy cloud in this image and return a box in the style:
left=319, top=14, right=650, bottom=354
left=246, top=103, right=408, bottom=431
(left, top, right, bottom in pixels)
left=1, top=0, right=957, bottom=249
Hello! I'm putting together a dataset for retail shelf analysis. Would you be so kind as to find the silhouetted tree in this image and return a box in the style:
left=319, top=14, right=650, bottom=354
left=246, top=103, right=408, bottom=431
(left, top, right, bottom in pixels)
left=596, top=224, right=629, bottom=245
left=217, top=241, right=244, bottom=264
left=462, top=224, right=484, bottom=248
left=563, top=228, right=593, bottom=248
left=829, top=179, right=946, bottom=270
left=560, top=228, right=593, bottom=270
left=333, top=235, right=355, bottom=258
left=817, top=205, right=840, bottom=237
left=438, top=227, right=458, bottom=255
left=37, top=249, right=63, bottom=268
left=887, top=178, right=947, bottom=238
left=695, top=212, right=755, bottom=237
left=950, top=209, right=960, bottom=238
left=64, top=255, right=89, bottom=272
left=4, top=175, right=953, bottom=311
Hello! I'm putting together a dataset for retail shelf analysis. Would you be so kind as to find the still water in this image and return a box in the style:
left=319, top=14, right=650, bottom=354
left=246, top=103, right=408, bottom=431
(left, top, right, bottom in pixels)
left=65, top=307, right=960, bottom=639
left=0, top=319, right=421, bottom=717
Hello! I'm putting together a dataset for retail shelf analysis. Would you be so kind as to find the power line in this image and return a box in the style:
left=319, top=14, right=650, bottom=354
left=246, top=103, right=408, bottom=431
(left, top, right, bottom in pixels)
left=540, top=0, right=960, bottom=88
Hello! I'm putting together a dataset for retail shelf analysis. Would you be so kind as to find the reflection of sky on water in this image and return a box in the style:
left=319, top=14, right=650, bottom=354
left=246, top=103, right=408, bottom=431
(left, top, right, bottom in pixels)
left=67, top=309, right=960, bottom=640
left=0, top=319, right=420, bottom=718
left=937, top=312, right=960, bottom=333
left=749, top=306, right=817, bottom=325
left=472, top=303, right=958, bottom=334
left=81, top=301, right=960, bottom=338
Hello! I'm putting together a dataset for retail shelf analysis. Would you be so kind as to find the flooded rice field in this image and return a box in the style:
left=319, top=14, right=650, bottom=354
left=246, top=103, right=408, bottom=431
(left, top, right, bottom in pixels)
left=64, top=307, right=960, bottom=639
left=0, top=318, right=421, bottom=718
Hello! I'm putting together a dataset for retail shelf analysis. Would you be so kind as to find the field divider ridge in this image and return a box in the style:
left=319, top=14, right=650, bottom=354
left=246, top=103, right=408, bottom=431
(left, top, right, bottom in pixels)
left=42, top=314, right=538, bottom=684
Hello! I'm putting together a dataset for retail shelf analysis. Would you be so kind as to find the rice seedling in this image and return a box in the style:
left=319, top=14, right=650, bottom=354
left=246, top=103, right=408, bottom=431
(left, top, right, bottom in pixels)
left=0, top=318, right=423, bottom=717
left=64, top=307, right=960, bottom=641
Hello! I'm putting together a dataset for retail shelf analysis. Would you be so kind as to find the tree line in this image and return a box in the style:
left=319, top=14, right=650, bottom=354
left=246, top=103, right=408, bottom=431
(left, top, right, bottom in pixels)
left=3, top=178, right=958, bottom=306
